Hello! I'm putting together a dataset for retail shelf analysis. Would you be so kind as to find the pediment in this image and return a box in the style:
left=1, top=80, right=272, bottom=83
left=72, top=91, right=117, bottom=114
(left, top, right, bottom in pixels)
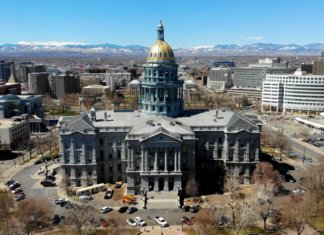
left=140, top=132, right=182, bottom=143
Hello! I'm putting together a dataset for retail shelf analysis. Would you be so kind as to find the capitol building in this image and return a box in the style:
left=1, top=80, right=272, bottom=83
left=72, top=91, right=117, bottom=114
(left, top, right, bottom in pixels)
left=58, top=22, right=262, bottom=194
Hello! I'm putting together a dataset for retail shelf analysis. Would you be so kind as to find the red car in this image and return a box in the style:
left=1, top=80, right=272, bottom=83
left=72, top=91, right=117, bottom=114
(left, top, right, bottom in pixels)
left=180, top=216, right=192, bottom=225
left=10, top=183, right=20, bottom=190
left=99, top=218, right=109, bottom=227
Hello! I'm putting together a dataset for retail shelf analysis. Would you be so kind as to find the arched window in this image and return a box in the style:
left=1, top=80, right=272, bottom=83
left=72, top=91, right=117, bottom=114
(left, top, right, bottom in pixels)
left=155, top=53, right=157, bottom=57
left=165, top=53, right=167, bottom=57
left=171, top=71, right=173, bottom=76
left=159, top=71, right=162, bottom=77
left=165, top=71, right=168, bottom=77
left=151, top=53, right=152, bottom=57
left=154, top=70, right=157, bottom=77
left=149, top=71, right=151, bottom=76
left=160, top=53, right=162, bottom=57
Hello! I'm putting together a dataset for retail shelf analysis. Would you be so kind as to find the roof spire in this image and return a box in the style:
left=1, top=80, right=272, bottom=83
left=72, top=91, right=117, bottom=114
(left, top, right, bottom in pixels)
left=157, top=20, right=164, bottom=41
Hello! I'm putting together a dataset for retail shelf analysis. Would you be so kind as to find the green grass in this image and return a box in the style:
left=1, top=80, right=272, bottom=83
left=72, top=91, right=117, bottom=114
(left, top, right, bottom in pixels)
left=49, top=110, right=77, bottom=116
left=307, top=198, right=324, bottom=231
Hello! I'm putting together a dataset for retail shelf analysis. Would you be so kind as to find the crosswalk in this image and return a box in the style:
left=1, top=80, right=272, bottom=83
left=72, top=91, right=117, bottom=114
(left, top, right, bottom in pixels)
left=0, top=165, right=13, bottom=169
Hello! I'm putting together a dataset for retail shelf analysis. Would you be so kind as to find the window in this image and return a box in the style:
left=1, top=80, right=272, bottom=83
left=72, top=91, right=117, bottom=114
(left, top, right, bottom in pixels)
left=209, top=137, right=214, bottom=143
left=218, top=149, right=222, bottom=158
left=218, top=137, right=223, bottom=144
left=153, top=106, right=155, bottom=111
left=136, top=160, right=140, bottom=169
left=251, top=139, right=255, bottom=146
left=118, top=164, right=121, bottom=171
left=99, top=139, right=103, bottom=145
left=136, top=147, right=140, bottom=154
left=109, top=150, right=113, bottom=158
left=159, top=71, right=162, bottom=77
left=183, top=159, right=187, bottom=168
left=87, top=141, right=92, bottom=148
left=101, top=166, right=105, bottom=173
left=100, top=150, right=104, bottom=159
left=250, top=151, right=255, bottom=161
left=240, top=140, right=245, bottom=147
left=76, top=153, right=81, bottom=162
left=167, top=106, right=170, bottom=111
left=108, top=138, right=112, bottom=145
left=88, top=153, right=92, bottom=162
left=118, top=150, right=121, bottom=159
left=168, top=147, right=173, bottom=153
left=76, top=141, right=80, bottom=148
left=201, top=137, right=205, bottom=143
left=65, top=153, right=70, bottom=163
left=182, top=146, right=187, bottom=153
left=117, top=138, right=121, bottom=145
left=65, top=141, right=69, bottom=148
left=201, top=162, right=205, bottom=169
left=159, top=147, right=163, bottom=153
left=160, top=107, right=163, bottom=112
left=201, top=149, right=205, bottom=157
left=109, top=164, right=113, bottom=171
left=229, top=151, right=233, bottom=161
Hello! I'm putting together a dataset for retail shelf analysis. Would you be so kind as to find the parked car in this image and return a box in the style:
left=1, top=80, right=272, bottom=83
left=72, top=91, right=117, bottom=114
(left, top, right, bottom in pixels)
left=316, top=138, right=324, bottom=141
left=182, top=205, right=191, bottom=212
left=11, top=187, right=22, bottom=194
left=314, top=143, right=323, bottom=146
left=118, top=206, right=128, bottom=213
left=272, top=157, right=282, bottom=161
left=100, top=206, right=113, bottom=213
left=190, top=205, right=200, bottom=213
left=154, top=216, right=168, bottom=227
left=10, top=183, right=20, bottom=190
left=99, top=218, right=109, bottom=227
left=34, top=160, right=42, bottom=165
left=14, top=194, right=25, bottom=201
left=135, top=217, right=146, bottom=226
left=41, top=180, right=52, bottom=185
left=5, top=180, right=15, bottom=186
left=15, top=192, right=26, bottom=198
left=126, top=219, right=137, bottom=227
left=308, top=115, right=315, bottom=118
left=299, top=177, right=307, bottom=185
left=46, top=176, right=56, bottom=181
left=79, top=195, right=93, bottom=200
left=55, top=198, right=69, bottom=204
left=294, top=187, right=305, bottom=194
left=126, top=207, right=137, bottom=214
left=90, top=218, right=100, bottom=227
left=52, top=215, right=60, bottom=224
left=180, top=216, right=192, bottom=225
left=104, top=188, right=113, bottom=199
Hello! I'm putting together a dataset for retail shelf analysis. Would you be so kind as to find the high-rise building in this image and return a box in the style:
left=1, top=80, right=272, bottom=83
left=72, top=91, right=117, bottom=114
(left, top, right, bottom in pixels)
left=312, top=58, right=324, bottom=75
left=22, top=65, right=46, bottom=82
left=208, top=67, right=232, bottom=90
left=0, top=61, right=13, bottom=82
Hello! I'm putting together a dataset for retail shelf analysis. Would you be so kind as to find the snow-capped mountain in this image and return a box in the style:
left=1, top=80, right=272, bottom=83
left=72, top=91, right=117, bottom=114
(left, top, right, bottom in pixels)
left=1, top=42, right=324, bottom=55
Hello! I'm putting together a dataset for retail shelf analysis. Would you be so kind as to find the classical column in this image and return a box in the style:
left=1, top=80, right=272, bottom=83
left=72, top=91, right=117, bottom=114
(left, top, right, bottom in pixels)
left=121, top=140, right=126, bottom=160
left=70, top=139, right=75, bottom=163
left=155, top=147, right=158, bottom=172
left=164, top=147, right=168, bottom=172
left=178, top=147, right=181, bottom=172
left=225, top=137, right=229, bottom=161
left=92, top=165, right=97, bottom=185
left=113, top=138, right=117, bottom=160
left=164, top=176, right=169, bottom=192
left=141, top=147, right=145, bottom=171
left=235, top=137, right=239, bottom=162
left=104, top=137, right=108, bottom=160
left=127, top=145, right=131, bottom=169
left=174, top=148, right=178, bottom=172
left=145, top=148, right=148, bottom=172
left=245, top=140, right=250, bottom=162
left=70, top=166, right=76, bottom=179
left=256, top=148, right=260, bottom=162
left=81, top=140, right=86, bottom=164
left=131, top=147, right=134, bottom=169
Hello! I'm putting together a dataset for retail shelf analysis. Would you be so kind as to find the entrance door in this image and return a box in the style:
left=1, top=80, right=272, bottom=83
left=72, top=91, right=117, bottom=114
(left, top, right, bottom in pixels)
left=149, top=178, right=154, bottom=191
left=158, top=178, right=164, bottom=191
left=168, top=178, right=174, bottom=191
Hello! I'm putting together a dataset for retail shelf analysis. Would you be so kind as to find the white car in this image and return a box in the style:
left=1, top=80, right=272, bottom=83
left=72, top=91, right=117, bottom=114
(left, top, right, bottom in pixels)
left=126, top=219, right=137, bottom=227
left=154, top=216, right=168, bottom=227
left=9, top=181, right=20, bottom=187
left=100, top=206, right=113, bottom=213
left=11, top=188, right=22, bottom=194
left=294, top=188, right=305, bottom=194
left=55, top=198, right=69, bottom=204
left=135, top=217, right=146, bottom=226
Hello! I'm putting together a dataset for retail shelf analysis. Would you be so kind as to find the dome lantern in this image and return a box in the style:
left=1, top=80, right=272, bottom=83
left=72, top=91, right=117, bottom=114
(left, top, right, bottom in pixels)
left=157, top=20, right=164, bottom=41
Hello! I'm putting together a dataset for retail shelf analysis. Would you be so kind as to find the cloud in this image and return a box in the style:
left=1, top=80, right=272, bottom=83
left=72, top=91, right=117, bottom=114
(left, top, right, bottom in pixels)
left=247, top=36, right=262, bottom=40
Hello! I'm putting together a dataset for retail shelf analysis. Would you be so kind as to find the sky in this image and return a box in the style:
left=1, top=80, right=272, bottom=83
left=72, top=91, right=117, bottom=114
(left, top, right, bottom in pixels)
left=1, top=0, right=324, bottom=48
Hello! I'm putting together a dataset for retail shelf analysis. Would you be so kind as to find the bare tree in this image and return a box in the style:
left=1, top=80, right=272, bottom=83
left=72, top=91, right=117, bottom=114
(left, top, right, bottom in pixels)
left=0, top=192, right=15, bottom=235
left=15, top=197, right=53, bottom=235
left=83, top=97, right=95, bottom=110
left=261, top=129, right=271, bottom=147
left=191, top=209, right=218, bottom=234
left=64, top=205, right=96, bottom=235
left=60, top=93, right=78, bottom=114
left=185, top=180, right=200, bottom=198
left=42, top=96, right=56, bottom=113
left=34, top=135, right=46, bottom=159
left=251, top=162, right=281, bottom=192
left=274, top=130, right=288, bottom=157
left=45, top=132, right=59, bottom=156
left=102, top=213, right=131, bottom=235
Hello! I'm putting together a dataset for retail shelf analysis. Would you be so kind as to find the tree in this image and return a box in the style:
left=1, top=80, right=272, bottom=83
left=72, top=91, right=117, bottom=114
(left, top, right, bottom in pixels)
left=60, top=93, right=78, bottom=114
left=18, top=138, right=36, bottom=160
left=261, top=129, right=271, bottom=147
left=83, top=97, right=95, bottom=110
left=282, top=193, right=314, bottom=235
left=0, top=192, right=15, bottom=234
left=251, top=162, right=281, bottom=192
left=223, top=170, right=255, bottom=235
left=191, top=209, right=218, bottom=235
left=15, top=197, right=53, bottom=235
left=45, top=131, right=59, bottom=155
left=128, top=94, right=139, bottom=110
left=185, top=180, right=200, bottom=198
left=42, top=96, right=56, bottom=113
left=34, top=135, right=46, bottom=159
left=274, top=130, right=288, bottom=157
left=102, top=214, right=131, bottom=235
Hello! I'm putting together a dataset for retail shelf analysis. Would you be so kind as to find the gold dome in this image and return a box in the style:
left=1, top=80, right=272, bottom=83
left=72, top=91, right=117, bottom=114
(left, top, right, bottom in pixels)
left=147, top=41, right=175, bottom=63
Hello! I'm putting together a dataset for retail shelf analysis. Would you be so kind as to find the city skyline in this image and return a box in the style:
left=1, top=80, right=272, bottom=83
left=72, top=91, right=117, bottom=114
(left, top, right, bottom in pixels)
left=0, top=0, right=324, bottom=48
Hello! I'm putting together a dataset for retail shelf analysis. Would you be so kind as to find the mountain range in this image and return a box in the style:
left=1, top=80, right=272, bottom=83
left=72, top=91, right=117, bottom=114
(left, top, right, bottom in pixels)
left=1, top=41, right=324, bottom=56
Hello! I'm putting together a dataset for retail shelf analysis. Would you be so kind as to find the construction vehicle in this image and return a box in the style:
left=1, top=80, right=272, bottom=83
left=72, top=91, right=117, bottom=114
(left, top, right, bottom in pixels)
left=122, top=195, right=136, bottom=204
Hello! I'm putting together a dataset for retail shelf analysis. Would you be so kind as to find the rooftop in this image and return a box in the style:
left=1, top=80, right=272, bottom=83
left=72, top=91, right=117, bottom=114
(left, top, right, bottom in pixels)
left=0, top=119, right=25, bottom=128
